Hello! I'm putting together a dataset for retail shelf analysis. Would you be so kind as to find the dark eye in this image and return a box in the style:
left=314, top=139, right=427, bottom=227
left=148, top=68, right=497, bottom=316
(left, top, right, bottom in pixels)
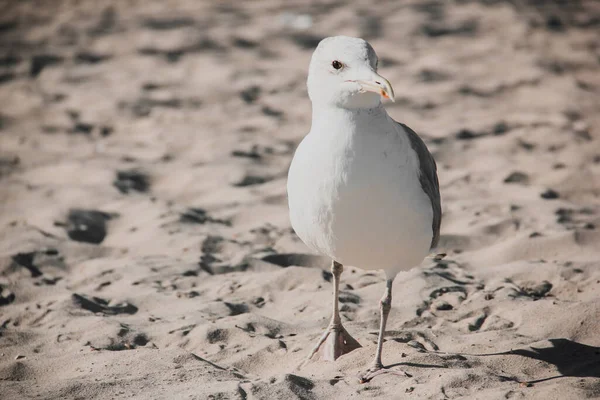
left=331, top=60, right=343, bottom=70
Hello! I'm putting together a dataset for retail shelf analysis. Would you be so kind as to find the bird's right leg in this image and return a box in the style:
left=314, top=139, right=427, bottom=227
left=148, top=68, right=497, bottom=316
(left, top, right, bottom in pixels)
left=304, top=260, right=362, bottom=363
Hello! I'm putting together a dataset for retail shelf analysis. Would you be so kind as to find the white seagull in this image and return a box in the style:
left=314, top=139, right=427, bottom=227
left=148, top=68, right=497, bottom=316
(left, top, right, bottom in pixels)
left=287, top=36, right=441, bottom=382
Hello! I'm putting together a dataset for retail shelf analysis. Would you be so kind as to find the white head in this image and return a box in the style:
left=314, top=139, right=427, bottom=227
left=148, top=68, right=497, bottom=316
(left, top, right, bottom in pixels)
left=307, top=36, right=395, bottom=110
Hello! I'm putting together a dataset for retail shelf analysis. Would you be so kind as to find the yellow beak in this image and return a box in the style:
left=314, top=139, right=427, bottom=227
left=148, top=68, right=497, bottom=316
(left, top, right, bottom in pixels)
left=354, top=73, right=395, bottom=102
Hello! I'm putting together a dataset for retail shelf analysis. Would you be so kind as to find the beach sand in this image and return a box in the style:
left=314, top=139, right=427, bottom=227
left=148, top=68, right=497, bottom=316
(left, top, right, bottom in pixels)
left=1, top=0, right=600, bottom=398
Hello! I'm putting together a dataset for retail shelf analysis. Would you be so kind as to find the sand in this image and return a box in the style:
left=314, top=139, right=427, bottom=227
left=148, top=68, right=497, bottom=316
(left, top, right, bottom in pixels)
left=1, top=0, right=600, bottom=399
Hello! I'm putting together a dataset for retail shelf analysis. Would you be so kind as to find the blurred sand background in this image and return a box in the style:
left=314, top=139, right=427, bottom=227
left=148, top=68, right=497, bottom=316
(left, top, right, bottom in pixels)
left=1, top=0, right=600, bottom=399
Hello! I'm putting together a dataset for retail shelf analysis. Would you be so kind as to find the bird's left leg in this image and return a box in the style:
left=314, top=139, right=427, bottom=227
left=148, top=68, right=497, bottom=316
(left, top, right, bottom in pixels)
left=359, top=277, right=410, bottom=383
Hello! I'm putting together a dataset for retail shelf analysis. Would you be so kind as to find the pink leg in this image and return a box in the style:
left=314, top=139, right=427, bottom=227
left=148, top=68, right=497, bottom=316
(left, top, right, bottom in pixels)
left=303, top=261, right=361, bottom=364
left=359, top=278, right=411, bottom=383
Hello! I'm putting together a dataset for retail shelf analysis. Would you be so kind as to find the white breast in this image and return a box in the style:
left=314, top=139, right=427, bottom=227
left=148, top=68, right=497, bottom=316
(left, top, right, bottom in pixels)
left=287, top=108, right=433, bottom=276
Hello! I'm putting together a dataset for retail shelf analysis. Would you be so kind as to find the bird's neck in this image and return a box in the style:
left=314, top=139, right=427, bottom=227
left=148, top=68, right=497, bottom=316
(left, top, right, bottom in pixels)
left=311, top=103, right=388, bottom=129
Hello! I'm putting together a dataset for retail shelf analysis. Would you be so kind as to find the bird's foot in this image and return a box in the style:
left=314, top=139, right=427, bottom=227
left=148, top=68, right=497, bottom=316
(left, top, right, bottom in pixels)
left=301, top=324, right=361, bottom=367
left=358, top=363, right=412, bottom=383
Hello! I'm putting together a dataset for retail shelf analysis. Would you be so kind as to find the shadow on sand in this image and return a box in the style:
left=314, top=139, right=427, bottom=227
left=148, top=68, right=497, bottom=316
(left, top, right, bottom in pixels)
left=484, top=338, right=600, bottom=383
left=412, top=338, right=600, bottom=384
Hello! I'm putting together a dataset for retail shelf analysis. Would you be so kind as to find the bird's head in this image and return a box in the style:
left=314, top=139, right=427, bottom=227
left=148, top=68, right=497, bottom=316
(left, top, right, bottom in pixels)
left=307, top=36, right=395, bottom=110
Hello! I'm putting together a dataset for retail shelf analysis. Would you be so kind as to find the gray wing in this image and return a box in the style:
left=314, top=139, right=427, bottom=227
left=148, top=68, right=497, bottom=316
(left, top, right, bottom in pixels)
left=398, top=122, right=441, bottom=249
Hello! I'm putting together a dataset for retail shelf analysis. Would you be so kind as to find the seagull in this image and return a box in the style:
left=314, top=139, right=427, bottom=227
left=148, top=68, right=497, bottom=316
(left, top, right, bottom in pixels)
left=287, top=36, right=441, bottom=382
